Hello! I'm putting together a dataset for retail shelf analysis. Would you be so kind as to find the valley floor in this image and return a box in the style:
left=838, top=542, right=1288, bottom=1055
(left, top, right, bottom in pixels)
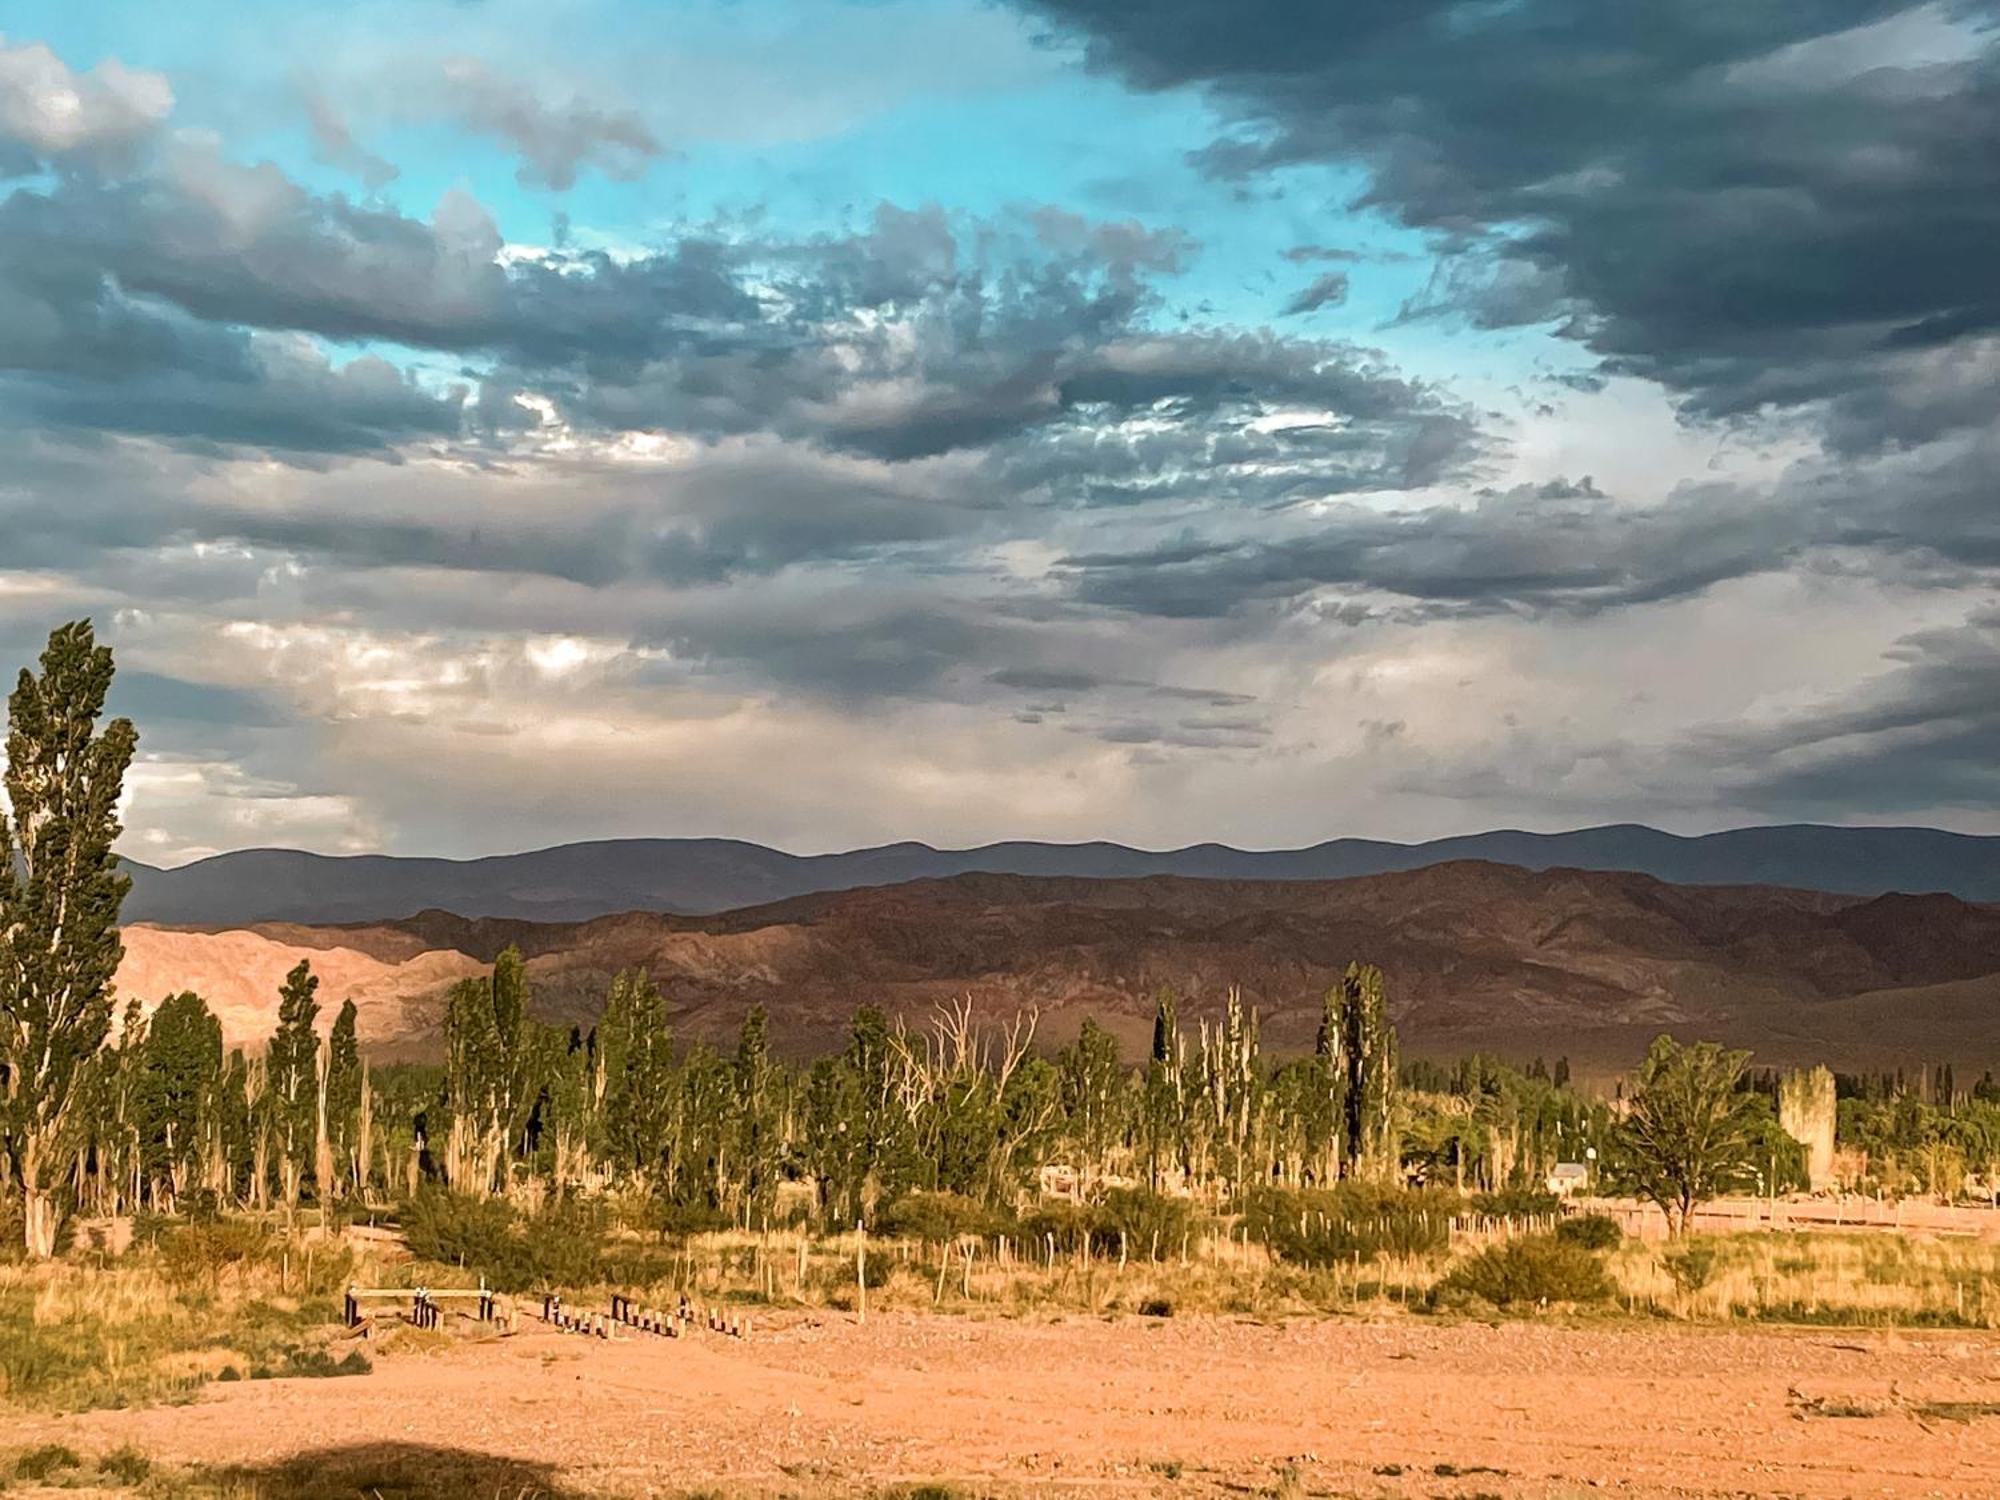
left=11, top=1310, right=2000, bottom=1498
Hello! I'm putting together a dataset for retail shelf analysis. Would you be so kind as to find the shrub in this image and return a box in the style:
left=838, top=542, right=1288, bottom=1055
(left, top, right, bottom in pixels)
left=1437, top=1235, right=1614, bottom=1309
left=397, top=1192, right=608, bottom=1293
left=812, top=1246, right=898, bottom=1299
left=1663, top=1240, right=1721, bottom=1294
left=1093, top=1187, right=1200, bottom=1260
left=253, top=1347, right=372, bottom=1380
left=1246, top=1184, right=1457, bottom=1264
left=879, top=1191, right=996, bottom=1244
left=158, top=1218, right=273, bottom=1288
left=99, top=1445, right=153, bottom=1484
left=643, top=1198, right=731, bottom=1239
left=13, top=1443, right=82, bottom=1480
left=1554, top=1213, right=1622, bottom=1250
left=1017, top=1202, right=1093, bottom=1256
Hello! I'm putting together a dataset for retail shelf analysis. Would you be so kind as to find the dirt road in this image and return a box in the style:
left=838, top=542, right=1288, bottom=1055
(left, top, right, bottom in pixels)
left=14, top=1311, right=2000, bottom=1497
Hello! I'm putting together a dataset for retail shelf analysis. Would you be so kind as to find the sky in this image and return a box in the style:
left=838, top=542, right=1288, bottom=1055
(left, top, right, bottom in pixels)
left=2, top=1, right=1998, bottom=866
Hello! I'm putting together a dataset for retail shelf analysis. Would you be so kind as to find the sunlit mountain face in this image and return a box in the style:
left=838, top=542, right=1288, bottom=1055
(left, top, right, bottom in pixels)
left=4, top=1, right=1998, bottom=864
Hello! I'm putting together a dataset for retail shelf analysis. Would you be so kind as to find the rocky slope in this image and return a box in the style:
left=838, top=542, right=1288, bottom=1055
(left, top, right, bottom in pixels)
left=114, top=861, right=2000, bottom=1070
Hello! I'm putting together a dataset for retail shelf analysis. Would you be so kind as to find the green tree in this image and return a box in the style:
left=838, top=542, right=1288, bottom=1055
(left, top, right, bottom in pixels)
left=1056, top=1016, right=1126, bottom=1180
left=1337, top=962, right=1397, bottom=1181
left=0, top=621, right=139, bottom=1256
left=1612, top=1035, right=1762, bottom=1235
left=440, top=946, right=550, bottom=1195
left=324, top=998, right=363, bottom=1197
left=141, top=991, right=224, bottom=1209
left=1143, top=990, right=1186, bottom=1189
left=734, top=1005, right=779, bottom=1225
left=265, top=960, right=321, bottom=1206
left=595, top=968, right=676, bottom=1184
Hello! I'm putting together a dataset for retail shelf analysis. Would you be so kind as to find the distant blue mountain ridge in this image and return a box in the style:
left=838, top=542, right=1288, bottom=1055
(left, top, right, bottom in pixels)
left=119, top=823, right=2000, bottom=926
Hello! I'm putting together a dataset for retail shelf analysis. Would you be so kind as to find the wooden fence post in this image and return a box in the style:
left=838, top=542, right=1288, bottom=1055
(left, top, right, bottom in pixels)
left=856, top=1219, right=868, bottom=1325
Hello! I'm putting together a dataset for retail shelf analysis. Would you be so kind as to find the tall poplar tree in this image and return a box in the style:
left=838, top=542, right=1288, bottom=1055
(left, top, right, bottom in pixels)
left=0, top=622, right=138, bottom=1257
left=265, top=960, right=321, bottom=1206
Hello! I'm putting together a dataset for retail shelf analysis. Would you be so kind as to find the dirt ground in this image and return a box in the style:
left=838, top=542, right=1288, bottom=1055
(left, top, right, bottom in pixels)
left=14, top=1310, right=2000, bottom=1498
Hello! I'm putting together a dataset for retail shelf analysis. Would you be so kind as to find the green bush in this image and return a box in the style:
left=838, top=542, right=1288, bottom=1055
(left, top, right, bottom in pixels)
left=1437, top=1235, right=1614, bottom=1309
left=879, top=1191, right=996, bottom=1243
left=397, top=1193, right=608, bottom=1293
left=1016, top=1201, right=1093, bottom=1256
left=1246, top=1184, right=1457, bottom=1264
left=1554, top=1212, right=1622, bottom=1250
left=1092, top=1187, right=1200, bottom=1260
left=158, top=1218, right=273, bottom=1288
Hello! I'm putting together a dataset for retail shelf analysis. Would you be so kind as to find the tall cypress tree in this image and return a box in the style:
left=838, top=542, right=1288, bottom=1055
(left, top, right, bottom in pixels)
left=1144, top=989, right=1185, bottom=1189
left=142, top=991, right=224, bottom=1209
left=324, top=999, right=362, bottom=1196
left=734, top=1005, right=777, bottom=1225
left=0, top=621, right=138, bottom=1257
left=265, top=960, right=321, bottom=1206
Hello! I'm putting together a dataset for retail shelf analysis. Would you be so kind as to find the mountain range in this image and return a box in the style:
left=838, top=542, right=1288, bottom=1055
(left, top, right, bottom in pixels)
left=122, top=822, right=2000, bottom=927
left=115, top=861, right=2000, bottom=1070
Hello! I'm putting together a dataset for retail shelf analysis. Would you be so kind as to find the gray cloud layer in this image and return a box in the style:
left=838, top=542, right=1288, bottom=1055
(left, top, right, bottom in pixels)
left=8, top=16, right=2000, bottom=855
left=1024, top=1, right=2000, bottom=449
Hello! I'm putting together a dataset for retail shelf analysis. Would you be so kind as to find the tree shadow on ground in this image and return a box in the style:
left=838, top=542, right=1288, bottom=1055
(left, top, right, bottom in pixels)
left=180, top=1442, right=602, bottom=1498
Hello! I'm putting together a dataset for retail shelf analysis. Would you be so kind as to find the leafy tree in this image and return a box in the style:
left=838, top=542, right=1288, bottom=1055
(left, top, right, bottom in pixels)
left=440, top=946, right=550, bottom=1195
left=324, top=999, right=363, bottom=1197
left=141, top=991, right=224, bottom=1208
left=1142, top=990, right=1186, bottom=1189
left=1612, top=1035, right=1762, bottom=1235
left=733, top=1005, right=779, bottom=1224
left=1056, top=1016, right=1126, bottom=1179
left=1336, top=962, right=1397, bottom=1180
left=1309, top=983, right=1348, bottom=1183
left=265, top=960, right=321, bottom=1205
left=0, top=621, right=138, bottom=1256
left=595, top=968, right=676, bottom=1184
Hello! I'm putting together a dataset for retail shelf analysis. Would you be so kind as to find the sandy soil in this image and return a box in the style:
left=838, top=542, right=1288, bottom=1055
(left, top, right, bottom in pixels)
left=14, top=1311, right=2000, bottom=1497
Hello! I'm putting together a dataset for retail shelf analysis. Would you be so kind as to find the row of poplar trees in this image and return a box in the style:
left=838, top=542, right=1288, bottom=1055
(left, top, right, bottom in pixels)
left=50, top=956, right=1405, bottom=1233
left=0, top=621, right=1408, bottom=1256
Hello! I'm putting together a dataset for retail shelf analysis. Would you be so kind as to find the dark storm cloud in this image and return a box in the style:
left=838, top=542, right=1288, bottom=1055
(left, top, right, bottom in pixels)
left=1674, top=608, right=2000, bottom=816
left=0, top=93, right=1481, bottom=495
left=1021, top=0, right=2000, bottom=447
left=1059, top=477, right=1805, bottom=619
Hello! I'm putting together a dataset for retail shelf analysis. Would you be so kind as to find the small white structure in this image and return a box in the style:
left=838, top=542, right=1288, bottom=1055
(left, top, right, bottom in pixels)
left=1547, top=1161, right=1589, bottom=1198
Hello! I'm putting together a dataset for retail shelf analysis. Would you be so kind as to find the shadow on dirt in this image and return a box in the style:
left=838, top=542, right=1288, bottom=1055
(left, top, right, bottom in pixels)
left=173, top=1442, right=599, bottom=1498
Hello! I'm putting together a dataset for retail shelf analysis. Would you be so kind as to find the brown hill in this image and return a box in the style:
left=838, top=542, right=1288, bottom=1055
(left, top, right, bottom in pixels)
left=115, top=862, right=2000, bottom=1070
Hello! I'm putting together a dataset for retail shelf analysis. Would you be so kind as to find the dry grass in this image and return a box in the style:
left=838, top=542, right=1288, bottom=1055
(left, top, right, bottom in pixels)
left=8, top=1211, right=2000, bottom=1425
left=1606, top=1231, right=2000, bottom=1327
left=0, top=1229, right=375, bottom=1412
left=609, top=1222, right=2000, bottom=1331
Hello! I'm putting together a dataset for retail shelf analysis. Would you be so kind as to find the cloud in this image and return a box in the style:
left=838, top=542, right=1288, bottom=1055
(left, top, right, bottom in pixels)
left=302, top=88, right=399, bottom=190
left=1692, top=609, right=2000, bottom=816
left=438, top=59, right=664, bottom=190
left=1281, top=270, right=1348, bottom=316
left=1057, top=474, right=1806, bottom=619
left=18, top=23, right=2000, bottom=860
left=0, top=34, right=171, bottom=175
left=1020, top=1, right=2000, bottom=449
